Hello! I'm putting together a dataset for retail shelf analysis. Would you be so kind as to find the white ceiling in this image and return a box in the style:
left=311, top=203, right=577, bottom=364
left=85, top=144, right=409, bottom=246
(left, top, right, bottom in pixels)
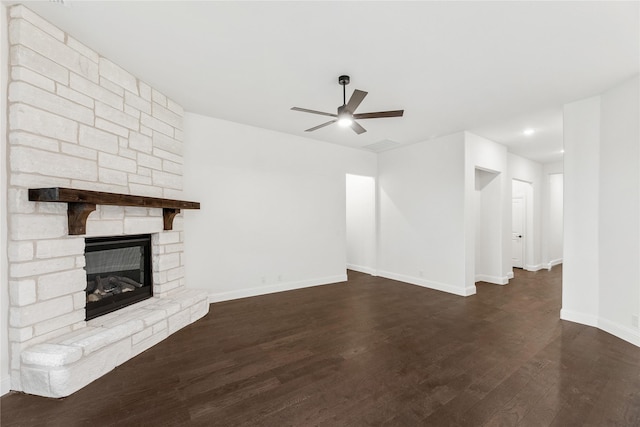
left=13, top=1, right=640, bottom=164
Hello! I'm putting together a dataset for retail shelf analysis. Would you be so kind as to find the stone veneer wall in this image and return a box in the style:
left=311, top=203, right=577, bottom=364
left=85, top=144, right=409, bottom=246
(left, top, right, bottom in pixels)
left=6, top=5, right=204, bottom=393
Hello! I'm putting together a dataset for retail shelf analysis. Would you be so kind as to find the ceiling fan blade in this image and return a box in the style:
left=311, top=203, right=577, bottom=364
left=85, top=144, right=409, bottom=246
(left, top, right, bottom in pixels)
left=305, top=120, right=337, bottom=132
left=291, top=107, right=337, bottom=118
left=350, top=121, right=367, bottom=135
left=345, top=89, right=368, bottom=113
left=353, top=110, right=404, bottom=119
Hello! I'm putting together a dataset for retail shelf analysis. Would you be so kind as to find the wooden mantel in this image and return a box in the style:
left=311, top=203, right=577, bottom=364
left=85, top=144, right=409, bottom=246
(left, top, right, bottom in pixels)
left=29, top=187, right=200, bottom=235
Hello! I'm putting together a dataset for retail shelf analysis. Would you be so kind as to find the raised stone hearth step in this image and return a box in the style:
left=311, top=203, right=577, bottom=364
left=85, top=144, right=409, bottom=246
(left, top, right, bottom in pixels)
left=20, top=288, right=209, bottom=398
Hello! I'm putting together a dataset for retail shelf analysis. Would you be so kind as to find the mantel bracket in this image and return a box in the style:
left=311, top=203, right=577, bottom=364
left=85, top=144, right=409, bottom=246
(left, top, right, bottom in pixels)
left=68, top=203, right=97, bottom=235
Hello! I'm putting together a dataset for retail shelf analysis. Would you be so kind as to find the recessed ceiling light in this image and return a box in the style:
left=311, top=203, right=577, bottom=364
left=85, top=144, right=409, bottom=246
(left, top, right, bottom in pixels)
left=523, top=128, right=535, bottom=136
left=561, top=149, right=565, bottom=154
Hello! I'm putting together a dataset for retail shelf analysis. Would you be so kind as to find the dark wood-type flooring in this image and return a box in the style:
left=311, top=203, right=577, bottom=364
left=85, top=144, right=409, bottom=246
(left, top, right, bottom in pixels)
left=2, top=266, right=640, bottom=426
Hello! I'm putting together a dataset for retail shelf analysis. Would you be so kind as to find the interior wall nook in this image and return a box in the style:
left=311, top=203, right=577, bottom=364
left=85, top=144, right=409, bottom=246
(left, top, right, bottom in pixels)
left=345, top=174, right=376, bottom=275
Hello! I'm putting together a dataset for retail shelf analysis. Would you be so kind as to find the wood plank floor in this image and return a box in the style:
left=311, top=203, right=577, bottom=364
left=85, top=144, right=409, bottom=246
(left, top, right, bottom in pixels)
left=3, top=266, right=640, bottom=426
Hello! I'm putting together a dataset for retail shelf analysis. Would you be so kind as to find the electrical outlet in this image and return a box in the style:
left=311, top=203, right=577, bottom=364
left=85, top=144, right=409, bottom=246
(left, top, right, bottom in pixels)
left=261, top=276, right=266, bottom=284
left=277, top=275, right=282, bottom=282
left=419, top=270, right=424, bottom=277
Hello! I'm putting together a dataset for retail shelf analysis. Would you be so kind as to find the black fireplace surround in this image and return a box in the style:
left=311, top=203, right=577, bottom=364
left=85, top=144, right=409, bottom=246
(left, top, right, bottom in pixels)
left=85, top=234, right=152, bottom=320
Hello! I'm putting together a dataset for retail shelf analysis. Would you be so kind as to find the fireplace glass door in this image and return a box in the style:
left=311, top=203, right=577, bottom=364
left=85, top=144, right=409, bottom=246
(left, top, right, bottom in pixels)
left=85, top=234, right=152, bottom=320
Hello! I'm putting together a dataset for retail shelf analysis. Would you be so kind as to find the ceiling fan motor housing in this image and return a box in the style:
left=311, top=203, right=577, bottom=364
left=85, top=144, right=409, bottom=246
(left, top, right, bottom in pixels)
left=338, top=75, right=350, bottom=86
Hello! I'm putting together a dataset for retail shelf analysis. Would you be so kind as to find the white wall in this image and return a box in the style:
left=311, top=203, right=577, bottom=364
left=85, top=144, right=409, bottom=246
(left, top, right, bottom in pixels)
left=182, top=113, right=377, bottom=302
left=563, top=74, right=639, bottom=346
left=346, top=174, right=376, bottom=275
left=598, top=75, right=639, bottom=343
left=377, top=132, right=473, bottom=296
left=546, top=172, right=563, bottom=266
left=465, top=132, right=509, bottom=287
left=563, top=95, right=601, bottom=327
left=475, top=168, right=503, bottom=283
left=508, top=154, right=543, bottom=271
left=1, top=3, right=10, bottom=396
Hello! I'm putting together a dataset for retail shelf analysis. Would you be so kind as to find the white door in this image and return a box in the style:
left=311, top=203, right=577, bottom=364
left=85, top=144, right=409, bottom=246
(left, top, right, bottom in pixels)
left=512, top=197, right=525, bottom=268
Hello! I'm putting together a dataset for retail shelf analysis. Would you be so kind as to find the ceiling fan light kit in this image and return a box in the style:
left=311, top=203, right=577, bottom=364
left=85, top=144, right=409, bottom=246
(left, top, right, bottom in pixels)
left=291, top=75, right=404, bottom=135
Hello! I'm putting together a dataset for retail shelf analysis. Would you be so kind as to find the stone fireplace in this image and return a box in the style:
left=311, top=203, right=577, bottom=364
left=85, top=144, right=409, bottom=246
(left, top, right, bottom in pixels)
left=6, top=5, right=209, bottom=397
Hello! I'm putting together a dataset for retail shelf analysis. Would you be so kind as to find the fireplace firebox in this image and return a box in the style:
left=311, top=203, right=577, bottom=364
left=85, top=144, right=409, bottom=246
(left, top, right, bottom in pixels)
left=85, top=234, right=152, bottom=320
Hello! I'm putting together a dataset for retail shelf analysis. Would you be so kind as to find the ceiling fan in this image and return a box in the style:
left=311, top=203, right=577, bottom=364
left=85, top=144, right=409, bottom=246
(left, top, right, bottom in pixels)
left=291, top=75, right=404, bottom=135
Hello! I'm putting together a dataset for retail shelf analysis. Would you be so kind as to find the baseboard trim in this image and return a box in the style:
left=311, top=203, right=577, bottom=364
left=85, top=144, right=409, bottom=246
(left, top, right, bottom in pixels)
left=546, top=258, right=563, bottom=270
left=598, top=318, right=640, bottom=347
left=475, top=274, right=509, bottom=285
left=524, top=264, right=543, bottom=272
left=560, top=308, right=599, bottom=327
left=507, top=271, right=514, bottom=279
left=1, top=375, right=11, bottom=396
left=346, top=263, right=375, bottom=276
left=378, top=270, right=475, bottom=297
left=208, top=274, right=348, bottom=303
left=561, top=309, right=640, bottom=348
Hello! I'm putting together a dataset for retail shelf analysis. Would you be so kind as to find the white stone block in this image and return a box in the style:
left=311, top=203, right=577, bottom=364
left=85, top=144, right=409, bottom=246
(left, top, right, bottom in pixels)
left=7, top=188, right=35, bottom=214
left=9, top=131, right=59, bottom=152
left=191, top=300, right=210, bottom=322
left=36, top=202, right=66, bottom=215
left=11, top=173, right=71, bottom=189
left=11, top=66, right=55, bottom=91
left=9, top=326, right=34, bottom=342
left=98, top=205, right=124, bottom=220
left=167, top=267, right=185, bottom=282
left=163, top=243, right=184, bottom=254
left=20, top=366, right=51, bottom=397
left=157, top=231, right=180, bottom=245
left=9, top=81, right=94, bottom=125
left=33, top=310, right=85, bottom=338
left=75, top=256, right=85, bottom=269
left=11, top=146, right=97, bottom=182
left=10, top=5, right=65, bottom=41
left=66, top=36, right=99, bottom=63
left=166, top=98, right=184, bottom=116
left=128, top=184, right=163, bottom=198
left=9, top=103, right=77, bottom=143
left=152, top=320, right=167, bottom=334
left=98, top=152, right=136, bottom=173
left=131, top=328, right=152, bottom=346
left=9, top=279, right=37, bottom=306
left=168, top=308, right=191, bottom=335
left=37, top=269, right=86, bottom=300
left=152, top=271, right=167, bottom=284
left=151, top=103, right=182, bottom=129
left=60, top=142, right=97, bottom=160
left=22, top=343, right=82, bottom=367
left=131, top=329, right=167, bottom=359
left=99, top=167, right=128, bottom=186
left=157, top=253, right=180, bottom=272
left=84, top=219, right=124, bottom=237
left=36, top=237, right=84, bottom=259
left=123, top=104, right=140, bottom=120
left=69, top=73, right=122, bottom=110
left=10, top=295, right=73, bottom=327
left=137, top=166, right=152, bottom=177
left=129, top=132, right=152, bottom=153
left=9, top=82, right=94, bottom=125
left=70, top=180, right=128, bottom=196
left=99, top=58, right=138, bottom=94
left=10, top=214, right=67, bottom=242
left=99, top=76, right=125, bottom=96
left=152, top=170, right=182, bottom=190
left=152, top=131, right=182, bottom=155
left=141, top=112, right=173, bottom=137
left=96, top=102, right=139, bottom=130
left=10, top=45, right=68, bottom=84
left=56, top=84, right=94, bottom=108
left=124, top=91, right=151, bottom=114
left=128, top=174, right=152, bottom=185
left=123, top=217, right=163, bottom=235
left=151, top=89, right=167, bottom=107
left=174, top=129, right=183, bottom=142
left=155, top=280, right=182, bottom=296
left=137, top=153, right=162, bottom=170
left=163, top=188, right=185, bottom=203
left=73, top=291, right=85, bottom=310
left=95, top=118, right=128, bottom=138
left=152, top=147, right=182, bottom=164
left=119, top=147, right=138, bottom=160
left=8, top=241, right=34, bottom=262
left=123, top=207, right=148, bottom=216
left=78, top=125, right=119, bottom=154
left=11, top=19, right=97, bottom=82
left=139, top=81, right=151, bottom=101
left=140, top=125, right=152, bottom=137
left=162, top=159, right=183, bottom=175
left=47, top=339, right=131, bottom=398
left=138, top=309, right=167, bottom=327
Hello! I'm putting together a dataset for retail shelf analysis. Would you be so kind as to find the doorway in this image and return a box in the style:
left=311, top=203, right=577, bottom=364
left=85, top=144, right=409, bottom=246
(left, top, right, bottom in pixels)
left=512, top=179, right=534, bottom=270
left=345, top=174, right=376, bottom=275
